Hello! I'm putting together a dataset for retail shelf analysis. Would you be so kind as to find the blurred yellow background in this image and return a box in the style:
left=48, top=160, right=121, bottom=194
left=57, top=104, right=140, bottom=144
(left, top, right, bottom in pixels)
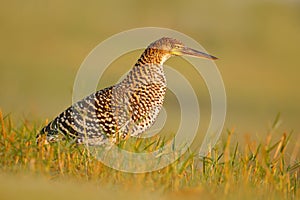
left=0, top=0, right=299, bottom=136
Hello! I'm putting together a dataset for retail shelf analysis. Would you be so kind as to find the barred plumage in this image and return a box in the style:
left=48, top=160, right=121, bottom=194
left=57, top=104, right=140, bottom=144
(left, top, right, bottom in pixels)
left=38, top=37, right=217, bottom=145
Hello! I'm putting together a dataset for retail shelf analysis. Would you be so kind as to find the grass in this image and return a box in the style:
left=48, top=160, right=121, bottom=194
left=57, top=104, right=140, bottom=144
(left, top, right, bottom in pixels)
left=0, top=1, right=299, bottom=199
left=0, top=110, right=299, bottom=200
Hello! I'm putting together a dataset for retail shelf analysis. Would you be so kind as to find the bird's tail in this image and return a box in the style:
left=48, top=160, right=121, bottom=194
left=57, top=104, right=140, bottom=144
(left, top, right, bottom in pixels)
left=36, top=119, right=60, bottom=144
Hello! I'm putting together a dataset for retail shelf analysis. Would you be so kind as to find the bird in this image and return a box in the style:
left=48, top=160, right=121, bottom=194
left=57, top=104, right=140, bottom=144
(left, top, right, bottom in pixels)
left=37, top=37, right=217, bottom=146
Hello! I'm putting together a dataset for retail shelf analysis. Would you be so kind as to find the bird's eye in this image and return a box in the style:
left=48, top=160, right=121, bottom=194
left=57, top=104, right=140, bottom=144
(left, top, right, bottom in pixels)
left=174, top=44, right=182, bottom=49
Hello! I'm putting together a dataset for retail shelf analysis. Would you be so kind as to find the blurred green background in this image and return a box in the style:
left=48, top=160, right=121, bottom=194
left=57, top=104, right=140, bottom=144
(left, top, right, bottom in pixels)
left=0, top=0, right=299, bottom=136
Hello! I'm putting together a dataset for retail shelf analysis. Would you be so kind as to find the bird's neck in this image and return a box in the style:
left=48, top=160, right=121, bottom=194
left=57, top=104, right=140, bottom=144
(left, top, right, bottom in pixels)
left=122, top=62, right=166, bottom=87
left=118, top=49, right=169, bottom=89
left=135, top=48, right=171, bottom=66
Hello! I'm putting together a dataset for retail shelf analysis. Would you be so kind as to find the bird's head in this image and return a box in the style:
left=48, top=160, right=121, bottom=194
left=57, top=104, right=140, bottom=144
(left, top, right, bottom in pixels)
left=147, top=37, right=217, bottom=63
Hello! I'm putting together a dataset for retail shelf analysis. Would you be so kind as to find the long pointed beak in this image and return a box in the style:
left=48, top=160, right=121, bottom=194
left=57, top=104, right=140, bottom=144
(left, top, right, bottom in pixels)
left=173, top=47, right=218, bottom=60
